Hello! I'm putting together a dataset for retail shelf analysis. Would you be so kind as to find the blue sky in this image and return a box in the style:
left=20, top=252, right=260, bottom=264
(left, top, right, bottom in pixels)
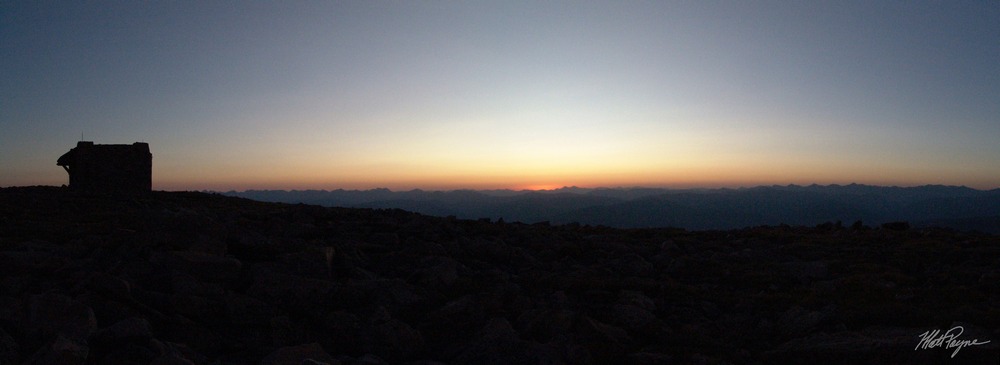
left=2, top=1, right=998, bottom=190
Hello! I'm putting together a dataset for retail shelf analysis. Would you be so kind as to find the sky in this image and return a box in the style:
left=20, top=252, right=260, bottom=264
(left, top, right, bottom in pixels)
left=2, top=1, right=999, bottom=191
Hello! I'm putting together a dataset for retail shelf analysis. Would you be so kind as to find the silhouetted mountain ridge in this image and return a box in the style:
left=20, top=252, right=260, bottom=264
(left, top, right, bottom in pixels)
left=224, top=184, right=1000, bottom=233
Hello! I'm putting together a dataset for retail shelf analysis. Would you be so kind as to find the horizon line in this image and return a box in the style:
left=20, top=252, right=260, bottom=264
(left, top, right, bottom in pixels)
left=6, top=181, right=999, bottom=193
left=194, top=182, right=998, bottom=193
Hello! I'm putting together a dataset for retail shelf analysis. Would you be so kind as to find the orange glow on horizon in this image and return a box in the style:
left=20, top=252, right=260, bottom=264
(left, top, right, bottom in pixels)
left=147, top=157, right=1000, bottom=192
left=516, top=184, right=565, bottom=191
left=149, top=170, right=1000, bottom=192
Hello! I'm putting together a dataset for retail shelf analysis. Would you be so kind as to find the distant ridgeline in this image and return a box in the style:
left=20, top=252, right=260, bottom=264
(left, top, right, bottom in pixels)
left=58, top=141, right=152, bottom=194
left=224, top=185, right=1000, bottom=233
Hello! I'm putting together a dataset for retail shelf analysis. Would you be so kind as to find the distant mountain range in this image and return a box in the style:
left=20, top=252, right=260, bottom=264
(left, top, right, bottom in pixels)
left=222, top=184, right=1000, bottom=233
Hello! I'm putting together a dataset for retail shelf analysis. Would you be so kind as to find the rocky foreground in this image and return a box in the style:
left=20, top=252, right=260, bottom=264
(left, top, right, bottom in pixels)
left=1, top=187, right=998, bottom=364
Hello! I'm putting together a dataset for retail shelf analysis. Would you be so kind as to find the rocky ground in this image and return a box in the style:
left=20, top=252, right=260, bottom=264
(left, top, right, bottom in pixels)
left=1, top=186, right=998, bottom=364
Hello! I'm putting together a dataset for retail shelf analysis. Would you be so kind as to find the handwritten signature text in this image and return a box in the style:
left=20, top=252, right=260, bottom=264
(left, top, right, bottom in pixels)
left=915, top=326, right=991, bottom=358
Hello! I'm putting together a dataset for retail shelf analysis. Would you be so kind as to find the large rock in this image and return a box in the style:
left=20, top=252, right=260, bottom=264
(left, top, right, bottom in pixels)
left=360, top=308, right=424, bottom=361
left=150, top=251, right=242, bottom=284
left=574, top=315, right=632, bottom=363
left=627, top=352, right=674, bottom=365
left=321, top=311, right=363, bottom=355
left=148, top=340, right=204, bottom=365
left=85, top=272, right=132, bottom=301
left=0, top=250, right=70, bottom=276
left=26, top=294, right=96, bottom=342
left=515, top=309, right=576, bottom=343
left=248, top=266, right=334, bottom=312
left=618, top=290, right=656, bottom=312
left=89, top=318, right=160, bottom=365
left=611, top=304, right=658, bottom=333
left=223, top=293, right=278, bottom=326
left=154, top=314, right=223, bottom=357
left=149, top=354, right=196, bottom=365
left=0, top=327, right=18, bottom=365
left=0, top=296, right=23, bottom=329
left=260, top=342, right=337, bottom=365
left=91, top=317, right=153, bottom=346
left=411, top=256, right=462, bottom=288
left=776, top=305, right=836, bottom=338
left=21, top=335, right=88, bottom=365
left=452, top=318, right=560, bottom=365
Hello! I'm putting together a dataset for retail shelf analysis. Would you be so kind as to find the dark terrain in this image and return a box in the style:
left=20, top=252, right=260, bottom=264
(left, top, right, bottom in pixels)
left=226, top=184, right=1000, bottom=233
left=1, top=186, right=998, bottom=364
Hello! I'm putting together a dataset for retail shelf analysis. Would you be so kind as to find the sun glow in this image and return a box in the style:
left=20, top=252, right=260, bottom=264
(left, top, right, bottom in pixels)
left=518, top=184, right=565, bottom=191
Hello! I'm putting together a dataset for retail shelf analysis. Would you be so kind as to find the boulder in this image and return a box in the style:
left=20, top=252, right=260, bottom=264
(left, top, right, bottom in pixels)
left=85, top=272, right=132, bottom=301
left=574, top=315, right=632, bottom=363
left=149, top=340, right=204, bottom=365
left=26, top=293, right=96, bottom=342
left=411, top=256, right=461, bottom=288
left=0, top=295, right=23, bottom=328
left=93, top=343, right=159, bottom=365
left=91, top=317, right=152, bottom=346
left=611, top=304, right=658, bottom=333
left=627, top=352, right=674, bottom=365
left=452, top=318, right=561, bottom=365
left=261, top=342, right=337, bottom=365
left=0, top=327, right=18, bottom=365
left=777, top=305, right=835, bottom=338
left=21, top=335, right=88, bottom=365
left=223, top=293, right=277, bottom=326
left=150, top=354, right=196, bottom=365
left=150, top=251, right=243, bottom=284
left=361, top=313, right=424, bottom=361
left=515, top=309, right=576, bottom=343
left=248, top=267, right=333, bottom=312
left=618, top=290, right=656, bottom=312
